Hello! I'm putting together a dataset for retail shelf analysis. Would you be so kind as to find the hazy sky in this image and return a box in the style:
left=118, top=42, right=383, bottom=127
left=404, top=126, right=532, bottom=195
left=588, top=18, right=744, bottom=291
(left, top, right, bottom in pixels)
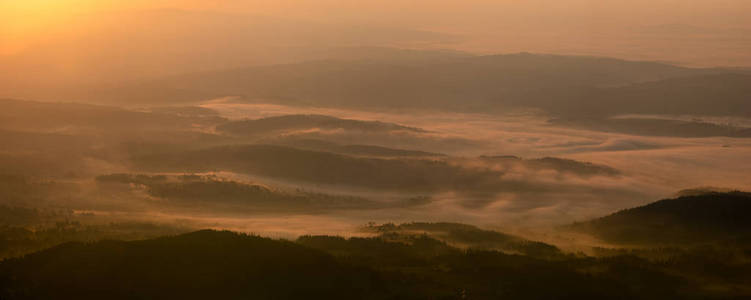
left=2, top=0, right=751, bottom=97
left=3, top=0, right=751, bottom=53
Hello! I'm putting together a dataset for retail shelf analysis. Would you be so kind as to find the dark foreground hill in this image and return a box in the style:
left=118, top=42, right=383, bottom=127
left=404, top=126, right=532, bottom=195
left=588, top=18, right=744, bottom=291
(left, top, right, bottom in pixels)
left=570, top=191, right=751, bottom=245
left=0, top=230, right=385, bottom=300
left=2, top=229, right=747, bottom=299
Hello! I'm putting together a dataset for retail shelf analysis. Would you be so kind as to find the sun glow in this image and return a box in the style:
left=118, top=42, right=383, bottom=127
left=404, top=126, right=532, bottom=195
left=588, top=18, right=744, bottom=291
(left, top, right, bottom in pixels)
left=0, top=0, right=165, bottom=55
left=2, top=0, right=102, bottom=29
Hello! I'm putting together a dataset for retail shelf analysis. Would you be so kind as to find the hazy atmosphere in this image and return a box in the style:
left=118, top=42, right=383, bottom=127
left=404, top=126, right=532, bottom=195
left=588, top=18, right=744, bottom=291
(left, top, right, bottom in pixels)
left=1, top=1, right=750, bottom=299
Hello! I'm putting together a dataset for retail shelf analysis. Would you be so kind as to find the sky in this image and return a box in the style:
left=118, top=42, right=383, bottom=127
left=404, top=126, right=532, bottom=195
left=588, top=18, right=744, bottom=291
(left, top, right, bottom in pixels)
left=1, top=0, right=751, bottom=99
left=3, top=0, right=751, bottom=54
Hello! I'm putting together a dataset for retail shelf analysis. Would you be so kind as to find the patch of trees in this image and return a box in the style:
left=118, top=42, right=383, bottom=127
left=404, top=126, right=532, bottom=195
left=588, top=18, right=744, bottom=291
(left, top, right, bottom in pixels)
left=1, top=229, right=737, bottom=299
left=217, top=114, right=425, bottom=137
left=366, top=222, right=563, bottom=259
left=569, top=192, right=751, bottom=245
left=131, top=145, right=508, bottom=192
left=96, top=173, right=428, bottom=213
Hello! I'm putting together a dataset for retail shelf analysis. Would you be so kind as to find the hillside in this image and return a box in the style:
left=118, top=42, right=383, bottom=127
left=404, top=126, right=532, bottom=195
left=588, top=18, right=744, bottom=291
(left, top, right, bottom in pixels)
left=0, top=230, right=385, bottom=299
left=0, top=229, right=717, bottom=299
left=130, top=144, right=620, bottom=194
left=549, top=117, right=751, bottom=138
left=217, top=114, right=425, bottom=136
left=86, top=53, right=711, bottom=110
left=95, top=174, right=428, bottom=213
left=364, top=222, right=563, bottom=258
left=0, top=99, right=225, bottom=132
left=570, top=192, right=751, bottom=245
left=130, top=144, right=485, bottom=191
left=78, top=53, right=751, bottom=123
left=550, top=73, right=751, bottom=118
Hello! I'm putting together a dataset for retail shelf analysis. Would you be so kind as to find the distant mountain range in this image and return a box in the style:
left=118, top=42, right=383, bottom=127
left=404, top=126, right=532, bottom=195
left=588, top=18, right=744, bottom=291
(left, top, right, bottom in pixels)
left=7, top=49, right=751, bottom=138
left=77, top=53, right=750, bottom=119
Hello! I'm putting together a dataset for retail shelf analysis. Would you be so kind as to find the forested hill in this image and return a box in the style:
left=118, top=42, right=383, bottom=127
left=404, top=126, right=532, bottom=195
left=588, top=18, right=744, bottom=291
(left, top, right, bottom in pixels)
left=0, top=230, right=385, bottom=299
left=570, top=192, right=751, bottom=245
left=0, top=229, right=721, bottom=300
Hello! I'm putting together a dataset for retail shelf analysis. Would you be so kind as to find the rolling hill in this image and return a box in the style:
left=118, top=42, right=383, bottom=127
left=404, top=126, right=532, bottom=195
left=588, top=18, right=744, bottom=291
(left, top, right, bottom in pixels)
left=0, top=230, right=385, bottom=299
left=130, top=144, right=621, bottom=194
left=550, top=73, right=751, bottom=118
left=570, top=191, right=751, bottom=245
left=76, top=52, right=751, bottom=127
left=217, top=114, right=425, bottom=136
left=86, top=53, right=715, bottom=110
left=0, top=229, right=705, bottom=299
left=363, top=222, right=563, bottom=259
